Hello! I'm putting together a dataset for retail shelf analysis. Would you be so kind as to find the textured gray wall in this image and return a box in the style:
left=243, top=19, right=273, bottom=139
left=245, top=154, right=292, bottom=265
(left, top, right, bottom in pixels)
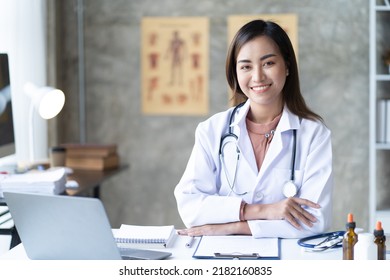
left=54, top=0, right=370, bottom=231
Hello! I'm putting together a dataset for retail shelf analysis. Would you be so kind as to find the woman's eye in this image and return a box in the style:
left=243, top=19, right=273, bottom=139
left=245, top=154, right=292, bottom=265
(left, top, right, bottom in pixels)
left=263, top=61, right=275, bottom=67
left=239, top=65, right=251, bottom=70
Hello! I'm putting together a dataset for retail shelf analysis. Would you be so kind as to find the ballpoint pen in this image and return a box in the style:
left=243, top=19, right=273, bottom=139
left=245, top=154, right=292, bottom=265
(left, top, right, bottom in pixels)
left=185, top=236, right=195, bottom=248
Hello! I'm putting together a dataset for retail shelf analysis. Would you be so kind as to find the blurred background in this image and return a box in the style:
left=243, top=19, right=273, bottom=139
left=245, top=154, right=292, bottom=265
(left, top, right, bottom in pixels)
left=3, top=0, right=390, bottom=233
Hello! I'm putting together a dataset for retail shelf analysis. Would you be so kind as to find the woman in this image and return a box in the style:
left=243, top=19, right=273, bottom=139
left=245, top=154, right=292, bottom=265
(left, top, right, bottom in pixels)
left=174, top=19, right=333, bottom=238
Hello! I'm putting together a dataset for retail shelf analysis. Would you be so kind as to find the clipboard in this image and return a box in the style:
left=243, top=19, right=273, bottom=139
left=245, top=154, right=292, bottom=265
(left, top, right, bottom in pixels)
left=192, top=235, right=280, bottom=260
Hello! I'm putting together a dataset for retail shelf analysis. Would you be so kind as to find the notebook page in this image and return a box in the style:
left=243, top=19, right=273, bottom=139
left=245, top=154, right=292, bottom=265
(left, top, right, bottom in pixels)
left=116, top=224, right=175, bottom=242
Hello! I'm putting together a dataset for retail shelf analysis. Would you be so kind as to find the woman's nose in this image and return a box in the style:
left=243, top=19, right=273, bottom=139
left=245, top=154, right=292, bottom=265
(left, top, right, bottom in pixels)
left=252, top=66, right=265, bottom=82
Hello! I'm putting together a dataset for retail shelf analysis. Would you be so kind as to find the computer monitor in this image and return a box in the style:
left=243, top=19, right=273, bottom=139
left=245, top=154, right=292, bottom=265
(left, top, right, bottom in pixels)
left=0, top=53, right=15, bottom=159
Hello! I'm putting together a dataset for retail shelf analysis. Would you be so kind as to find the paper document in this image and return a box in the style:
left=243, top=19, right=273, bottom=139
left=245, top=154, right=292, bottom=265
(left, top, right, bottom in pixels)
left=0, top=168, right=67, bottom=197
left=193, top=235, right=280, bottom=259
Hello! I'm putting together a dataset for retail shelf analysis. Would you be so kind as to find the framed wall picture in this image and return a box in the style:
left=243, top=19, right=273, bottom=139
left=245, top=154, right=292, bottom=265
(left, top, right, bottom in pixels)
left=141, top=17, right=209, bottom=115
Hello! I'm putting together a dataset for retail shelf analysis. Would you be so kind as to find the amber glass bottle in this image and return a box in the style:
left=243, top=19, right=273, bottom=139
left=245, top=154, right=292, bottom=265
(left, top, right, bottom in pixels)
left=373, top=221, right=386, bottom=260
left=342, top=213, right=358, bottom=260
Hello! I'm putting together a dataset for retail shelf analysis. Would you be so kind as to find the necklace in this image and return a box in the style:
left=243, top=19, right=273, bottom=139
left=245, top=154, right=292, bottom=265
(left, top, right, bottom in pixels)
left=264, top=130, right=275, bottom=138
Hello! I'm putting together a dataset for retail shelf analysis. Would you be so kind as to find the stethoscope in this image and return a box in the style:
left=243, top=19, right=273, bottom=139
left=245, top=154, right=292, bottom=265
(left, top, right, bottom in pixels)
left=297, top=231, right=344, bottom=252
left=219, top=102, right=298, bottom=198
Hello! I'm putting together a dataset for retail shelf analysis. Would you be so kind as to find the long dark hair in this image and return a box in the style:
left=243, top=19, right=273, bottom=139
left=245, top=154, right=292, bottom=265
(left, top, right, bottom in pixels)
left=226, top=19, right=322, bottom=122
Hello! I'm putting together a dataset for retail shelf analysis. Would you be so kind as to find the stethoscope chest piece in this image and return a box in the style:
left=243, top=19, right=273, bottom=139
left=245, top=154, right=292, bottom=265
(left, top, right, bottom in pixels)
left=282, top=180, right=298, bottom=198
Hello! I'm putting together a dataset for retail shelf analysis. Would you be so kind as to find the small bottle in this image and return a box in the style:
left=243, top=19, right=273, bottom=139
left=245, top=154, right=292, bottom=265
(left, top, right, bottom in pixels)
left=354, top=232, right=376, bottom=260
left=342, top=213, right=358, bottom=260
left=373, top=221, right=386, bottom=260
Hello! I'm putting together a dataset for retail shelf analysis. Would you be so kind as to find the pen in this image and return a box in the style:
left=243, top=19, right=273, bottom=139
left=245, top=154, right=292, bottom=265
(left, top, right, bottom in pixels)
left=185, top=236, right=195, bottom=248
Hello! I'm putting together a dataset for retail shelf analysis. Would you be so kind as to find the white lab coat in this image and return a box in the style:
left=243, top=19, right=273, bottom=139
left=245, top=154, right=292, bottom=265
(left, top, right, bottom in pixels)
left=174, top=100, right=333, bottom=238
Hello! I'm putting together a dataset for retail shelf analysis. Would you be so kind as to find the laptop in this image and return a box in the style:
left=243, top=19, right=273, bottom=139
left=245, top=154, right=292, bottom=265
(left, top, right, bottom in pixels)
left=3, top=192, right=172, bottom=260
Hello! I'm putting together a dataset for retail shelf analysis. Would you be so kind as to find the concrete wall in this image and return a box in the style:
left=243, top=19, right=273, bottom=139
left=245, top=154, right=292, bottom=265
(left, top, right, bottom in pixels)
left=53, top=0, right=370, bottom=231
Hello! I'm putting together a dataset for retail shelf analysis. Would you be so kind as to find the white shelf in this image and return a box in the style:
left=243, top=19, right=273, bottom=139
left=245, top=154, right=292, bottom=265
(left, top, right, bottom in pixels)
left=376, top=74, right=390, bottom=81
left=376, top=143, right=390, bottom=150
left=375, top=5, right=390, bottom=11
left=369, top=0, right=390, bottom=232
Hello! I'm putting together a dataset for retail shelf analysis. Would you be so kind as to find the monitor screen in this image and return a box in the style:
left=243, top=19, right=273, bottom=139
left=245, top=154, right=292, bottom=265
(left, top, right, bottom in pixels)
left=0, top=53, right=15, bottom=158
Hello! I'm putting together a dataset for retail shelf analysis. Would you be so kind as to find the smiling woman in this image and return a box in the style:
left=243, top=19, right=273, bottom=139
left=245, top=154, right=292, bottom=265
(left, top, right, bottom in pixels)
left=175, top=19, right=333, bottom=239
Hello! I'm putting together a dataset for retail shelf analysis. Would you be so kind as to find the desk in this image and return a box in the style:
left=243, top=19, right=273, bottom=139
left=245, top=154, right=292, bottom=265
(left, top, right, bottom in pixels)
left=65, top=165, right=128, bottom=198
left=0, top=235, right=345, bottom=260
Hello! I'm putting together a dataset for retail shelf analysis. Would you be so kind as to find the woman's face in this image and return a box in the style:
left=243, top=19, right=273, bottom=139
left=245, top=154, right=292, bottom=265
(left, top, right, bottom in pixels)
left=236, top=35, right=288, bottom=109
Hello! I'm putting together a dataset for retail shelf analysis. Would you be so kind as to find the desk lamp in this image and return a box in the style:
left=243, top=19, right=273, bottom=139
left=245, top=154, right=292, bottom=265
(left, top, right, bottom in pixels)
left=24, top=82, right=65, bottom=163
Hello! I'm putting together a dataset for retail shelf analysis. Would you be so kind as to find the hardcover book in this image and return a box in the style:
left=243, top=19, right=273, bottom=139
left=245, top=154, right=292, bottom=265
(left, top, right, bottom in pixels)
left=65, top=153, right=120, bottom=171
left=62, top=143, right=117, bottom=158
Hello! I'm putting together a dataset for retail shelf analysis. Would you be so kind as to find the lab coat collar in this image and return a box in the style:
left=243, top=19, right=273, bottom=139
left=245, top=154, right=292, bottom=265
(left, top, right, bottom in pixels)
left=229, top=100, right=250, bottom=129
left=229, top=100, right=301, bottom=133
left=278, top=105, right=301, bottom=132
left=228, top=101, right=301, bottom=176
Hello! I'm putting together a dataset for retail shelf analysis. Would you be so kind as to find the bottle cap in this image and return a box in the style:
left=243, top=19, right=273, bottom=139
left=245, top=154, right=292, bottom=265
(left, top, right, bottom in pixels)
left=374, top=221, right=384, bottom=237
left=346, top=213, right=356, bottom=228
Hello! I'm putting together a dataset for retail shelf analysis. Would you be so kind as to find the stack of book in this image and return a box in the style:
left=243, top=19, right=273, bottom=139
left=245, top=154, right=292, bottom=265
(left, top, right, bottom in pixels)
left=0, top=168, right=67, bottom=198
left=62, top=143, right=120, bottom=171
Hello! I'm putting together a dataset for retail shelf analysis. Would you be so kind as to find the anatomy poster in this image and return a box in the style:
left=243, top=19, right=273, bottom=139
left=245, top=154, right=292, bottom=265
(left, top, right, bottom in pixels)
left=141, top=17, right=209, bottom=115
left=227, top=14, right=298, bottom=105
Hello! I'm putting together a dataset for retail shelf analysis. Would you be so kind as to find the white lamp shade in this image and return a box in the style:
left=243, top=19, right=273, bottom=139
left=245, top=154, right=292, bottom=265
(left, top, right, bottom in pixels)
left=24, top=82, right=65, bottom=119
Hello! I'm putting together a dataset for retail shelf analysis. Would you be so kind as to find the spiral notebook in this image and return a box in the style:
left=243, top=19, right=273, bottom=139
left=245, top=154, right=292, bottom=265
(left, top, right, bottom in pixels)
left=112, top=224, right=177, bottom=249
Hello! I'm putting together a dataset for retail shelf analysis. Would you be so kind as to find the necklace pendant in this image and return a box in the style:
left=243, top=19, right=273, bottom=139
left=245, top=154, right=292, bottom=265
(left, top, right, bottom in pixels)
left=265, top=130, right=275, bottom=138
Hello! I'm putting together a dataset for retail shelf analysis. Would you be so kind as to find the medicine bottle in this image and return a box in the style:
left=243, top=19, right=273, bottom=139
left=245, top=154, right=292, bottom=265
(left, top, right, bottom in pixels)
left=354, top=232, right=376, bottom=260
left=342, top=213, right=358, bottom=260
left=373, top=221, right=386, bottom=260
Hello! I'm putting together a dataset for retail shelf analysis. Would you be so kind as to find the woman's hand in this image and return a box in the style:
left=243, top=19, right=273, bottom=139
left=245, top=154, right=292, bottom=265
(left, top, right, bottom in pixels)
left=245, top=197, right=320, bottom=229
left=177, top=221, right=251, bottom=237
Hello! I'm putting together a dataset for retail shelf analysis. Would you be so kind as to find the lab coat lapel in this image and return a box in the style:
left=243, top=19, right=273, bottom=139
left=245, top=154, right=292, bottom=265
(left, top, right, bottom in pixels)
left=237, top=127, right=259, bottom=175
left=230, top=101, right=259, bottom=176
left=258, top=107, right=299, bottom=179
left=259, top=130, right=283, bottom=179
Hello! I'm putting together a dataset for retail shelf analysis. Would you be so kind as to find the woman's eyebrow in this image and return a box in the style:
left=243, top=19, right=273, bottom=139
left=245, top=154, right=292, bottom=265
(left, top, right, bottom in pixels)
left=237, top=53, right=277, bottom=64
left=260, top=53, right=276, bottom=61
left=237, top=59, right=251, bottom=64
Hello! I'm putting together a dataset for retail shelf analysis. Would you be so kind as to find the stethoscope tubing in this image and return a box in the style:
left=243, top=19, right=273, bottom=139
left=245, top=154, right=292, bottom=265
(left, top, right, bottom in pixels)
left=297, top=231, right=345, bottom=248
left=220, top=103, right=297, bottom=197
left=290, top=129, right=297, bottom=181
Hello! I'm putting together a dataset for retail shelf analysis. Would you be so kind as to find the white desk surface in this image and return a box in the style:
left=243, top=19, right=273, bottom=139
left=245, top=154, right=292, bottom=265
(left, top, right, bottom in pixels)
left=0, top=235, right=344, bottom=260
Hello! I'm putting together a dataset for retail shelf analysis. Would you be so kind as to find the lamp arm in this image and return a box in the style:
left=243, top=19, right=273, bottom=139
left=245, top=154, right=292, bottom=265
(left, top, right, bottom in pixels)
left=29, top=100, right=35, bottom=163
